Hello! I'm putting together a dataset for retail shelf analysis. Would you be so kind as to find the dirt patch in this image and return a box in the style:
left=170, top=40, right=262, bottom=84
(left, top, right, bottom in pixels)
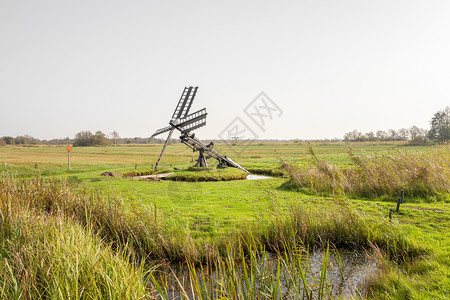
left=101, top=172, right=118, bottom=177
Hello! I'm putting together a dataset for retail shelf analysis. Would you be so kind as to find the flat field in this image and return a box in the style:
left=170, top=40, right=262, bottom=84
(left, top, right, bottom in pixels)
left=1, top=142, right=449, bottom=299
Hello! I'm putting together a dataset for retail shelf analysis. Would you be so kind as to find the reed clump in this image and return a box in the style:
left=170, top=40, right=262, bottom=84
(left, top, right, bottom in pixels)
left=282, top=146, right=450, bottom=200
left=232, top=200, right=426, bottom=265
left=0, top=206, right=148, bottom=299
left=151, top=244, right=335, bottom=300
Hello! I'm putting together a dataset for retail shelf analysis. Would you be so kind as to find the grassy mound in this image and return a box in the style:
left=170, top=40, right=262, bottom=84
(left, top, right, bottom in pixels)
left=165, top=167, right=248, bottom=182
left=246, top=167, right=286, bottom=177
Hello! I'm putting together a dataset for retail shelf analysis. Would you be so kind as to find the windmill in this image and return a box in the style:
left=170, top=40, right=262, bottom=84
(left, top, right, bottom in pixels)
left=151, top=86, right=249, bottom=173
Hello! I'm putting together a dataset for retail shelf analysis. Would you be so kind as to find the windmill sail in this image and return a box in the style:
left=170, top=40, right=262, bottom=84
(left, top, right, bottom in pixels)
left=172, top=86, right=198, bottom=120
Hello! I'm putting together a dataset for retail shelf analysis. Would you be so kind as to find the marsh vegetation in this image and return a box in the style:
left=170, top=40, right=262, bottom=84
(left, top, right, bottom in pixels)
left=0, top=143, right=448, bottom=299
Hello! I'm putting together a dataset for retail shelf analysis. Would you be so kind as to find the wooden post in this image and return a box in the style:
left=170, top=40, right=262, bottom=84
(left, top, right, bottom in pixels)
left=396, top=196, right=401, bottom=213
left=66, top=145, right=72, bottom=171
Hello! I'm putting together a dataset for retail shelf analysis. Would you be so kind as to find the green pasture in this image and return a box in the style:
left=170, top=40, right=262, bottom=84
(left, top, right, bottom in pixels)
left=0, top=142, right=449, bottom=298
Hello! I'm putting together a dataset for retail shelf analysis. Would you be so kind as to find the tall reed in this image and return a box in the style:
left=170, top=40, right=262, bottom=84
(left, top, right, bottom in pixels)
left=150, top=243, right=334, bottom=300
left=0, top=209, right=148, bottom=299
left=282, top=146, right=450, bottom=199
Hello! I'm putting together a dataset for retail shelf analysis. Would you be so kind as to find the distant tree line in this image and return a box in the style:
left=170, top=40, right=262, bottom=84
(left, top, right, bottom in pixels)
left=72, top=131, right=175, bottom=146
left=1, top=107, right=448, bottom=146
left=343, top=126, right=428, bottom=145
left=344, top=106, right=449, bottom=144
left=0, top=131, right=166, bottom=147
left=0, top=135, right=40, bottom=146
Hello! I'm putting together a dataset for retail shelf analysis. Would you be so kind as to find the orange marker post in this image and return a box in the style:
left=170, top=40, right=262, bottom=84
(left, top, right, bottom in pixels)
left=67, top=145, right=72, bottom=170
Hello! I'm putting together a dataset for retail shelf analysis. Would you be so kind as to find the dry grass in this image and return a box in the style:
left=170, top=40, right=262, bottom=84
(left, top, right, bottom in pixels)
left=282, top=146, right=450, bottom=200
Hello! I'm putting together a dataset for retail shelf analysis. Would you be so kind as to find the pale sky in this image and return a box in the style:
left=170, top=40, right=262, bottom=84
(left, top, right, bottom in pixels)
left=1, top=1, right=449, bottom=140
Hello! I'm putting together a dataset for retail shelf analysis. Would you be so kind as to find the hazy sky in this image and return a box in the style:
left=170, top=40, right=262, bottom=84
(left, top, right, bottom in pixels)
left=1, top=1, right=449, bottom=140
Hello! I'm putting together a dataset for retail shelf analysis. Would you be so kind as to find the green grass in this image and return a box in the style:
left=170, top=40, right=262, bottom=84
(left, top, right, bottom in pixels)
left=0, top=142, right=449, bottom=298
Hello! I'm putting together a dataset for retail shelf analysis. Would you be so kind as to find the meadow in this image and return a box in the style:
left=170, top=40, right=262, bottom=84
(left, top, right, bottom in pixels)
left=0, top=142, right=449, bottom=299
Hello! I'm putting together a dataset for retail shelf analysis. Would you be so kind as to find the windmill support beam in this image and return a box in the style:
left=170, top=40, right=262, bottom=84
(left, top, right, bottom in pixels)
left=194, top=148, right=208, bottom=168
left=154, top=128, right=175, bottom=169
left=180, top=133, right=249, bottom=173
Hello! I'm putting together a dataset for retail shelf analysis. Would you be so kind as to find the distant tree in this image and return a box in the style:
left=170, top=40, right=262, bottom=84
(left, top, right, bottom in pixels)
left=0, top=138, right=6, bottom=146
left=388, top=129, right=400, bottom=141
left=93, top=131, right=108, bottom=146
left=365, top=131, right=376, bottom=141
left=376, top=130, right=388, bottom=141
left=110, top=131, right=120, bottom=146
left=73, top=130, right=109, bottom=146
left=73, top=131, right=94, bottom=146
left=14, top=134, right=38, bottom=145
left=344, top=130, right=363, bottom=142
left=2, top=136, right=15, bottom=145
left=397, top=128, right=409, bottom=141
left=15, top=136, right=25, bottom=144
left=408, top=126, right=428, bottom=145
left=428, top=107, right=450, bottom=143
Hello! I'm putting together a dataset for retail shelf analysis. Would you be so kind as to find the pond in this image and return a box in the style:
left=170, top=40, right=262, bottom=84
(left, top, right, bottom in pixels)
left=150, top=249, right=378, bottom=299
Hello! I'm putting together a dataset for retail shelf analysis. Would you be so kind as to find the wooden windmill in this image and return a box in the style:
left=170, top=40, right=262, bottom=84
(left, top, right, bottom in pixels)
left=151, top=86, right=248, bottom=173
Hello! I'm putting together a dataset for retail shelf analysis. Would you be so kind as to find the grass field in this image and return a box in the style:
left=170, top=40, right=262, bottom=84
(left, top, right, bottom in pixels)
left=1, top=142, right=449, bottom=299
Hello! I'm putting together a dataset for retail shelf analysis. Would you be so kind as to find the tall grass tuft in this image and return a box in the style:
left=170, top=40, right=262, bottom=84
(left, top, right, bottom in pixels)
left=232, top=198, right=425, bottom=265
left=282, top=146, right=450, bottom=199
left=0, top=208, right=148, bottom=299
